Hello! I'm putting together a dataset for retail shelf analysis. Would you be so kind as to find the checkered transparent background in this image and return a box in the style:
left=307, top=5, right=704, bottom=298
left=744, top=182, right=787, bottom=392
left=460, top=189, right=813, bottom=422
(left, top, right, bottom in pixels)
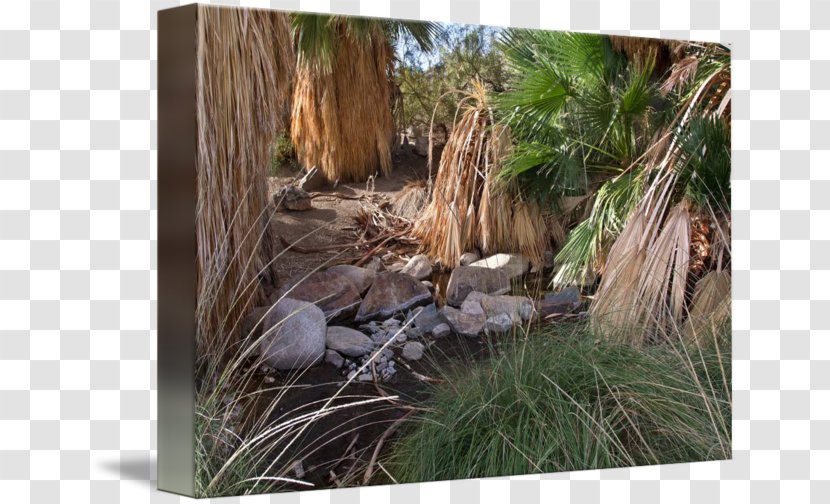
left=0, top=0, right=825, bottom=502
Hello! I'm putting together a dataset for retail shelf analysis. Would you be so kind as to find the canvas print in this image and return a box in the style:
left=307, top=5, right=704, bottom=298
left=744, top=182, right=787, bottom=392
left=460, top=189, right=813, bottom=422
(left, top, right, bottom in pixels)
left=158, top=4, right=731, bottom=498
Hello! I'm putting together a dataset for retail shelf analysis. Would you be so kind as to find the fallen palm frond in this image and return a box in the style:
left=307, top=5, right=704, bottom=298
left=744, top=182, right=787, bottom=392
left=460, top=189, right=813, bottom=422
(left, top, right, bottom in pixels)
left=291, top=27, right=394, bottom=182
left=195, top=5, right=294, bottom=355
left=351, top=197, right=419, bottom=265
left=413, top=82, right=549, bottom=267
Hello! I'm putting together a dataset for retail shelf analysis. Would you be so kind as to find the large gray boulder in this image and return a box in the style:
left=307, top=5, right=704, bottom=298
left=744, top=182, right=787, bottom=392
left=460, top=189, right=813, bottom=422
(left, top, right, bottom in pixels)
left=441, top=305, right=485, bottom=337
left=327, top=264, right=376, bottom=294
left=355, top=272, right=433, bottom=322
left=469, top=253, right=530, bottom=279
left=326, top=326, right=374, bottom=357
left=259, top=298, right=327, bottom=370
left=445, top=266, right=511, bottom=307
left=274, top=271, right=361, bottom=322
left=400, top=254, right=433, bottom=280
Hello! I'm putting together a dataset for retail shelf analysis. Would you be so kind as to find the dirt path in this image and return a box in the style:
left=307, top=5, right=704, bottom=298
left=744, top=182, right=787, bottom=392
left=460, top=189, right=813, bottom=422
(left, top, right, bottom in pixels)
left=267, top=148, right=435, bottom=281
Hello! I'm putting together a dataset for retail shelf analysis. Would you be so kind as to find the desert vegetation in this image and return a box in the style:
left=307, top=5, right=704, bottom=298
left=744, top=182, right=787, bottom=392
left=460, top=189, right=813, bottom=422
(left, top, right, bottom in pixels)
left=192, top=6, right=730, bottom=497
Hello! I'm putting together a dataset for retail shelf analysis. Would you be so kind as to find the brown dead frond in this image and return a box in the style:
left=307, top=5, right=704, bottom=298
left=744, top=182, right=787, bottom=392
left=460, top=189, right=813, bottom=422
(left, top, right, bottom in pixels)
left=660, top=55, right=700, bottom=96
left=413, top=82, right=549, bottom=267
left=591, top=200, right=694, bottom=343
left=682, top=269, right=731, bottom=344
left=291, top=21, right=394, bottom=183
left=609, top=35, right=686, bottom=73
left=195, top=5, right=294, bottom=356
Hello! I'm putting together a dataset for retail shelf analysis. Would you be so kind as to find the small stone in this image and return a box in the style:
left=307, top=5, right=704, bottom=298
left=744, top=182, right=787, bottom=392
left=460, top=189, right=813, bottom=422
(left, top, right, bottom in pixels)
left=347, top=370, right=357, bottom=380
left=290, top=460, right=305, bottom=479
left=484, top=312, right=514, bottom=334
left=401, top=341, right=425, bottom=361
left=469, top=253, right=530, bottom=278
left=405, top=326, right=424, bottom=339
left=400, top=254, right=433, bottom=280
left=325, top=349, right=345, bottom=368
left=357, top=373, right=373, bottom=382
left=460, top=291, right=486, bottom=315
left=441, top=306, right=485, bottom=337
left=480, top=294, right=534, bottom=322
left=405, top=303, right=446, bottom=333
left=382, top=348, right=394, bottom=359
left=395, top=333, right=407, bottom=343
left=264, top=376, right=275, bottom=384
left=371, top=332, right=390, bottom=345
left=326, top=326, right=374, bottom=357
left=421, top=280, right=434, bottom=289
left=274, top=186, right=312, bottom=211
left=431, top=323, right=451, bottom=338
left=383, top=317, right=400, bottom=327
left=459, top=251, right=480, bottom=267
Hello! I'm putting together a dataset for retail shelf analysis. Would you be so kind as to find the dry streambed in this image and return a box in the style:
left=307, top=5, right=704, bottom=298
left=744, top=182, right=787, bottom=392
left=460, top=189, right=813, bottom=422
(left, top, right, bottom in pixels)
left=242, top=252, right=584, bottom=381
left=235, top=252, right=585, bottom=487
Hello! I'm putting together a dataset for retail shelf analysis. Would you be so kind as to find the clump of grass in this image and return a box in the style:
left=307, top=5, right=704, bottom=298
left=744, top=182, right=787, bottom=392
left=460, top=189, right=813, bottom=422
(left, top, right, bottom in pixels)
left=386, top=323, right=730, bottom=482
left=269, top=132, right=297, bottom=177
left=194, top=197, right=407, bottom=497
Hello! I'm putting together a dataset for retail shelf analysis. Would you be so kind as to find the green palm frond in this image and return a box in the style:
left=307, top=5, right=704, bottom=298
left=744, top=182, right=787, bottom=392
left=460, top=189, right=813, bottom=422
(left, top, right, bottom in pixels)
left=292, top=13, right=439, bottom=70
left=554, top=172, right=645, bottom=287
left=673, top=115, right=731, bottom=208
left=291, top=13, right=337, bottom=68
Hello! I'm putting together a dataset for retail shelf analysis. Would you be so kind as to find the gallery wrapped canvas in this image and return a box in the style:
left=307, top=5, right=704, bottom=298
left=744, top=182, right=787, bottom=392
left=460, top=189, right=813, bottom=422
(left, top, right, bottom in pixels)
left=158, top=3, right=731, bottom=498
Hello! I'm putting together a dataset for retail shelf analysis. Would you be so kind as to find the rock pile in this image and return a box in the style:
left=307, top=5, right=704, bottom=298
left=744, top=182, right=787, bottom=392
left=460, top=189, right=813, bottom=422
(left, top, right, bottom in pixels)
left=246, top=253, right=582, bottom=378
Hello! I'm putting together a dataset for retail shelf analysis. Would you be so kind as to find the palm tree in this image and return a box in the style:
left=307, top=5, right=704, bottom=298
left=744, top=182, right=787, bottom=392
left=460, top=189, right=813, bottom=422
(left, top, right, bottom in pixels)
left=290, top=14, right=438, bottom=183
left=496, top=31, right=731, bottom=341
left=195, top=5, right=295, bottom=355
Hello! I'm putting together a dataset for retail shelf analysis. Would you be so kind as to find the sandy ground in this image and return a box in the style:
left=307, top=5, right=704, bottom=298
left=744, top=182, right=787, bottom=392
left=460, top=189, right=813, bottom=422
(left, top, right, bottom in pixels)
left=267, top=147, right=437, bottom=280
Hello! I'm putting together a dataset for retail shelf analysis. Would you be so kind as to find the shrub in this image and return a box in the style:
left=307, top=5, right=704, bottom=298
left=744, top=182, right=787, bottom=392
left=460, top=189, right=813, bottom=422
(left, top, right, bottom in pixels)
left=387, top=324, right=730, bottom=482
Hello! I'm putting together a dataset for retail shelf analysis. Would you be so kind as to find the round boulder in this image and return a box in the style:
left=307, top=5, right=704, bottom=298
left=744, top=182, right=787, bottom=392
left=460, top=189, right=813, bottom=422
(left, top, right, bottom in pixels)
left=400, top=254, right=433, bottom=280
left=259, top=298, right=327, bottom=370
